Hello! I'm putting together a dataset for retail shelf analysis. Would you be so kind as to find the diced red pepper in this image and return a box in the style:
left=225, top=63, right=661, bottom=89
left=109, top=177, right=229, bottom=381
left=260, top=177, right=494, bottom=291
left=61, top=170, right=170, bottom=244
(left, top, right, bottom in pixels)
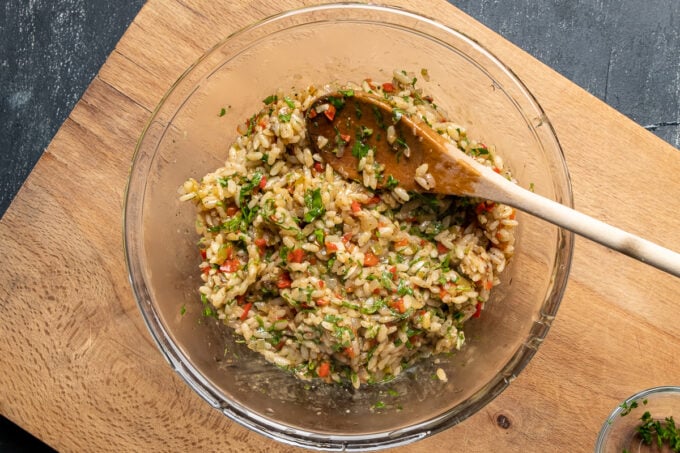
left=219, top=259, right=240, bottom=273
left=226, top=206, right=239, bottom=216
left=325, top=242, right=338, bottom=253
left=389, top=266, right=397, bottom=281
left=318, top=280, right=325, bottom=289
left=277, top=272, right=292, bottom=289
left=364, top=252, right=379, bottom=267
left=317, top=361, right=330, bottom=378
left=439, top=287, right=448, bottom=299
left=509, top=210, right=516, bottom=220
left=200, top=249, right=207, bottom=260
left=344, top=347, right=356, bottom=358
left=324, top=104, right=336, bottom=121
left=313, top=162, right=324, bottom=172
left=382, top=82, right=395, bottom=93
left=316, top=298, right=329, bottom=307
left=437, top=242, right=448, bottom=255
left=351, top=200, right=361, bottom=213
left=394, top=238, right=409, bottom=248
left=391, top=298, right=406, bottom=314
left=341, top=233, right=353, bottom=243
left=287, top=248, right=305, bottom=263
left=365, top=196, right=381, bottom=205
left=484, top=280, right=493, bottom=291
left=259, top=176, right=267, bottom=189
left=308, top=108, right=317, bottom=119
left=473, top=302, right=483, bottom=318
left=254, top=238, right=267, bottom=255
left=240, top=302, right=253, bottom=321
left=339, top=133, right=351, bottom=143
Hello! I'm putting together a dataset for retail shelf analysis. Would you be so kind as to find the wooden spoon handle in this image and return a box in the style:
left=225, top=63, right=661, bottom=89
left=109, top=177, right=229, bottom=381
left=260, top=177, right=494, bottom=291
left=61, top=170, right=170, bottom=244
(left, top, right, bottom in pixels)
left=467, top=150, right=680, bottom=277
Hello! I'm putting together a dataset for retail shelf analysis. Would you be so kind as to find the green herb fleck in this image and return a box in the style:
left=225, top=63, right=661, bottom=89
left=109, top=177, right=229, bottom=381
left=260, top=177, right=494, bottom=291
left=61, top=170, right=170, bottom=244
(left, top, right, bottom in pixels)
left=284, top=97, right=296, bottom=109
left=339, top=89, right=354, bottom=97
left=351, top=140, right=372, bottom=159
left=180, top=305, right=186, bottom=316
left=278, top=112, right=292, bottom=123
left=304, top=188, right=326, bottom=223
left=385, top=175, right=399, bottom=189
left=218, top=107, right=227, bottom=117
left=263, top=94, right=278, bottom=105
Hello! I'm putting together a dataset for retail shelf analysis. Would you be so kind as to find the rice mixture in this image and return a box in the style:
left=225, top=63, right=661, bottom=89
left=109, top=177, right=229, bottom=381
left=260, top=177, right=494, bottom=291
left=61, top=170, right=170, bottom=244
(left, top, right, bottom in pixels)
left=180, top=70, right=517, bottom=388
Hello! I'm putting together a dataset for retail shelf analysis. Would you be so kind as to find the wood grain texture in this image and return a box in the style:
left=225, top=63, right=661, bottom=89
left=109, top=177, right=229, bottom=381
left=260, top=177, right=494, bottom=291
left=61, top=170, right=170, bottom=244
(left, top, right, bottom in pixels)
left=0, top=0, right=678, bottom=452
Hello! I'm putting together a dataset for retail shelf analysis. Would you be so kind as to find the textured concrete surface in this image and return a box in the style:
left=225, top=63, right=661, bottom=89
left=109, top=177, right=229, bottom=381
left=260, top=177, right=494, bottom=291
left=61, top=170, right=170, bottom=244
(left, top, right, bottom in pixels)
left=0, top=0, right=678, bottom=450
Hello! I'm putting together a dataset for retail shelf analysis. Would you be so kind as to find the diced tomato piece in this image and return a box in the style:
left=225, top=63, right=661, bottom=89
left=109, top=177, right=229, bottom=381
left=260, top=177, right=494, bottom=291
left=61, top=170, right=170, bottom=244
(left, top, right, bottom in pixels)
left=389, top=266, right=397, bottom=280
left=351, top=200, right=361, bottom=213
left=509, top=210, right=516, bottom=220
left=473, top=302, right=483, bottom=318
left=308, top=108, right=317, bottom=119
left=439, top=287, right=448, bottom=299
left=325, top=242, right=338, bottom=253
left=287, top=248, right=305, bottom=263
left=341, top=233, right=353, bottom=243
left=364, top=252, right=379, bottom=267
left=372, top=288, right=381, bottom=295
left=317, top=361, right=330, bottom=378
left=318, top=280, right=325, bottom=289
left=277, top=272, right=292, bottom=289
left=437, top=242, right=448, bottom=255
left=344, top=347, right=356, bottom=358
left=339, top=133, right=351, bottom=143
left=200, top=249, right=207, bottom=260
left=382, top=82, right=395, bottom=93
left=239, top=302, right=253, bottom=321
left=219, top=259, right=240, bottom=273
left=259, top=176, right=267, bottom=189
left=365, top=196, right=381, bottom=205
left=484, top=280, right=493, bottom=291
left=226, top=206, right=238, bottom=216
left=313, top=162, right=324, bottom=172
left=324, top=104, right=336, bottom=121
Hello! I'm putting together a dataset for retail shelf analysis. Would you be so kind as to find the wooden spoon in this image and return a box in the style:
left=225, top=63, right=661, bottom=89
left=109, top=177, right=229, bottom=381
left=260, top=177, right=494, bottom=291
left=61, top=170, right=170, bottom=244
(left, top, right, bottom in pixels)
left=306, top=90, right=680, bottom=277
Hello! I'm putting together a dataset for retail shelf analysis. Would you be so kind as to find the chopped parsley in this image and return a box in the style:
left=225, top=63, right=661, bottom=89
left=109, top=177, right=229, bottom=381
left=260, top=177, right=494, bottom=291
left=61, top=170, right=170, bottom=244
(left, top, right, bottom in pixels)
left=338, top=89, right=354, bottom=97
left=284, top=97, right=296, bottom=109
left=303, top=188, right=326, bottom=223
left=351, top=140, right=372, bottom=159
left=218, top=107, right=227, bottom=117
left=278, top=112, right=292, bottom=123
left=263, top=94, right=278, bottom=105
left=385, top=174, right=399, bottom=189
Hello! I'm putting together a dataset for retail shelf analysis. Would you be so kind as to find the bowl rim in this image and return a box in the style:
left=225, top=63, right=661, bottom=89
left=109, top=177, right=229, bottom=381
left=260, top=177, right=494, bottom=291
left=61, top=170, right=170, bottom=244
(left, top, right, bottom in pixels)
left=123, top=2, right=575, bottom=450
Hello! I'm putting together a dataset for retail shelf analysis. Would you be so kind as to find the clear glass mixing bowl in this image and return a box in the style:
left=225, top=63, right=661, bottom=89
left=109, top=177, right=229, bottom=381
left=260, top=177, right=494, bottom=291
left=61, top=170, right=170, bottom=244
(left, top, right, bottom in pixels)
left=124, top=3, right=573, bottom=450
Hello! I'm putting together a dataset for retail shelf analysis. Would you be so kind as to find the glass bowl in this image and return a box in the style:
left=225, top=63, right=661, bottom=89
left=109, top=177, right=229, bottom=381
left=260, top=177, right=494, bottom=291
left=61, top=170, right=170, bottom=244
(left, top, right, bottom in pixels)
left=124, top=3, right=573, bottom=450
left=596, top=386, right=680, bottom=452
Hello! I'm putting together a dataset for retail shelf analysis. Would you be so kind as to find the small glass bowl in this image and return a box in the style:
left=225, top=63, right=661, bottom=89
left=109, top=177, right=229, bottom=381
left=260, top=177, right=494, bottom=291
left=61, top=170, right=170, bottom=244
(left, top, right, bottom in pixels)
left=596, top=386, right=680, bottom=452
left=124, top=3, right=573, bottom=450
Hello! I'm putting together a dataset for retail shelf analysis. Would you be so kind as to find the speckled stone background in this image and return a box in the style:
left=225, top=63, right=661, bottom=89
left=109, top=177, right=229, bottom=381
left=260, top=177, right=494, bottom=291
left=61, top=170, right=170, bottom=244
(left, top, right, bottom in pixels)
left=1, top=0, right=678, bottom=450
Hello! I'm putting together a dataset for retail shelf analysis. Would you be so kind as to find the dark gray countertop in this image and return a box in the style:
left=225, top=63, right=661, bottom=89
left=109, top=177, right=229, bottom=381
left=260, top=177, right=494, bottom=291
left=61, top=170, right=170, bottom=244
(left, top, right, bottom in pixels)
left=0, top=0, right=678, bottom=450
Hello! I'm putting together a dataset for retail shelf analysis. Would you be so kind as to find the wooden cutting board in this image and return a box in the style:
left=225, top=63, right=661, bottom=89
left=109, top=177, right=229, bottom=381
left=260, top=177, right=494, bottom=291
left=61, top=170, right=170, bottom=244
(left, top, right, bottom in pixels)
left=1, top=1, right=679, bottom=451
